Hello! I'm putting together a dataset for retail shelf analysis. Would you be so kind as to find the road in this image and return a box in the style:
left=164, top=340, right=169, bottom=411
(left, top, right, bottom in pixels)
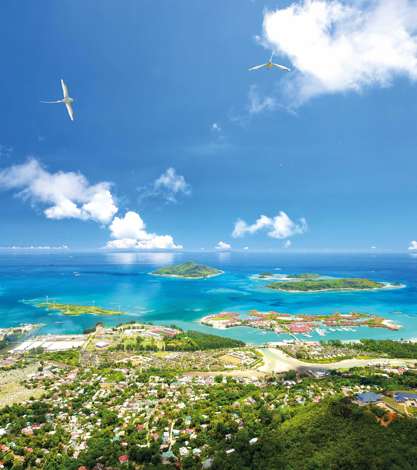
left=257, top=348, right=417, bottom=373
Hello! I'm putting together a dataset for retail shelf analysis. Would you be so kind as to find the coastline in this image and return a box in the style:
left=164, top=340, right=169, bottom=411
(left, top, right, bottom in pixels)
left=266, top=282, right=406, bottom=294
left=149, top=270, right=224, bottom=280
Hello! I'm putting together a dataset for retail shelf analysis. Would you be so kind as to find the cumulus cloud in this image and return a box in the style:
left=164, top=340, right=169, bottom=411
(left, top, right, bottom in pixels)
left=139, top=167, right=191, bottom=204
left=215, top=241, right=232, bottom=251
left=106, top=211, right=182, bottom=250
left=262, top=0, right=417, bottom=104
left=284, top=240, right=292, bottom=248
left=408, top=240, right=417, bottom=251
left=0, top=159, right=118, bottom=224
left=211, top=123, right=222, bottom=132
left=233, top=211, right=307, bottom=239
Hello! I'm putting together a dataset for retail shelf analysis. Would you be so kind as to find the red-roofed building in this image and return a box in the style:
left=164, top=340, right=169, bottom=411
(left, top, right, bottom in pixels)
left=288, top=323, right=313, bottom=334
left=118, top=455, right=129, bottom=464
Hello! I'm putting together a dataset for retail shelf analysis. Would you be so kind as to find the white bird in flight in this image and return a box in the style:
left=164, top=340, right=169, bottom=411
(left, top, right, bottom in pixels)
left=249, top=53, right=290, bottom=72
left=41, top=79, right=75, bottom=121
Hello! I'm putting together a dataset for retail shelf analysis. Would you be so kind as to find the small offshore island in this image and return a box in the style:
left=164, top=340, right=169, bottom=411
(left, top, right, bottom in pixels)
left=35, top=302, right=123, bottom=316
left=151, top=261, right=223, bottom=279
left=254, top=272, right=404, bottom=293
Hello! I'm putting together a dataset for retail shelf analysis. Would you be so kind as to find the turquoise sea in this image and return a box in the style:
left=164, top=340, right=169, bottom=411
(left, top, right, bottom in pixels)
left=1, top=251, right=417, bottom=345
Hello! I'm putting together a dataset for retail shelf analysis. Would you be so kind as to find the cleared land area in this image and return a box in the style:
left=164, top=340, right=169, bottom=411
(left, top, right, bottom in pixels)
left=0, top=364, right=44, bottom=407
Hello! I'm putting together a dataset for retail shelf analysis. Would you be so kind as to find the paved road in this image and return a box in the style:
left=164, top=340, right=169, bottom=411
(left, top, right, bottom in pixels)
left=257, top=348, right=417, bottom=373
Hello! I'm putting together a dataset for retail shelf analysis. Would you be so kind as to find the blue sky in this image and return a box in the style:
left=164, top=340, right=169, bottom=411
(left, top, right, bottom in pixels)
left=1, top=0, right=417, bottom=252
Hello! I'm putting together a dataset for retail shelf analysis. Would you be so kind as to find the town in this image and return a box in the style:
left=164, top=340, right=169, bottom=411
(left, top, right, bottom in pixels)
left=0, top=323, right=417, bottom=468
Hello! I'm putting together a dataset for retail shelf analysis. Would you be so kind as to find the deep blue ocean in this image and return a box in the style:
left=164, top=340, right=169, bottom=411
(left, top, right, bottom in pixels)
left=1, top=251, right=417, bottom=344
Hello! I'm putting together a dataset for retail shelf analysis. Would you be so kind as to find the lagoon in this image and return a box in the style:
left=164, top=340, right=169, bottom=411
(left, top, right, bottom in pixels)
left=1, top=251, right=417, bottom=344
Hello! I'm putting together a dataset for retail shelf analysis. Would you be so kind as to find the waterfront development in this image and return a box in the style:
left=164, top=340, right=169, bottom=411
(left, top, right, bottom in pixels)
left=201, top=310, right=401, bottom=339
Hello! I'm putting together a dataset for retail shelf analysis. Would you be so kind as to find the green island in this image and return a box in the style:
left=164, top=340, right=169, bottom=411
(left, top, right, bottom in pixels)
left=35, top=302, right=123, bottom=316
left=151, top=261, right=223, bottom=279
left=267, top=277, right=387, bottom=292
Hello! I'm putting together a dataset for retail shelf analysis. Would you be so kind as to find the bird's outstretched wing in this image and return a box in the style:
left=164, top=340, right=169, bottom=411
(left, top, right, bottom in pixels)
left=61, top=79, right=69, bottom=98
left=249, top=64, right=266, bottom=71
left=65, top=102, right=74, bottom=121
left=40, top=100, right=63, bottom=104
left=272, top=63, right=291, bottom=72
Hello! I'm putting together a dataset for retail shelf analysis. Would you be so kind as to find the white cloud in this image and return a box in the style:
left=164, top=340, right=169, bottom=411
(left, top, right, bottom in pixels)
left=263, top=0, right=417, bottom=104
left=0, top=159, right=118, bottom=224
left=243, top=246, right=249, bottom=250
left=215, top=241, right=232, bottom=251
left=284, top=240, right=292, bottom=248
left=211, top=123, right=222, bottom=132
left=108, top=211, right=146, bottom=239
left=106, top=211, right=182, bottom=250
left=248, top=85, right=276, bottom=114
left=139, top=168, right=191, bottom=204
left=233, top=211, right=307, bottom=239
left=408, top=240, right=417, bottom=251
left=154, top=168, right=190, bottom=196
left=0, top=159, right=183, bottom=251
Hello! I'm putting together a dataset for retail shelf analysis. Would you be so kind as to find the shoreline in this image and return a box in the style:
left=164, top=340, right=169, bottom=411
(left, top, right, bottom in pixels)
left=266, top=282, right=406, bottom=294
left=149, top=270, right=224, bottom=280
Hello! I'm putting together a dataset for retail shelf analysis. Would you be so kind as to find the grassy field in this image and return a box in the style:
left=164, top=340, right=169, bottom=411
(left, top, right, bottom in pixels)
left=0, top=364, right=44, bottom=407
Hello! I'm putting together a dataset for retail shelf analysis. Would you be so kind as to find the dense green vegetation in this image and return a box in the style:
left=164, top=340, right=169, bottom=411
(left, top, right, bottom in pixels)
left=211, top=398, right=417, bottom=470
left=328, top=339, right=417, bottom=359
left=291, top=272, right=321, bottom=279
left=2, top=380, right=417, bottom=469
left=164, top=330, right=245, bottom=351
left=152, top=261, right=223, bottom=278
left=2, top=344, right=417, bottom=470
left=267, top=277, right=384, bottom=292
left=35, top=302, right=123, bottom=316
left=116, top=330, right=245, bottom=352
